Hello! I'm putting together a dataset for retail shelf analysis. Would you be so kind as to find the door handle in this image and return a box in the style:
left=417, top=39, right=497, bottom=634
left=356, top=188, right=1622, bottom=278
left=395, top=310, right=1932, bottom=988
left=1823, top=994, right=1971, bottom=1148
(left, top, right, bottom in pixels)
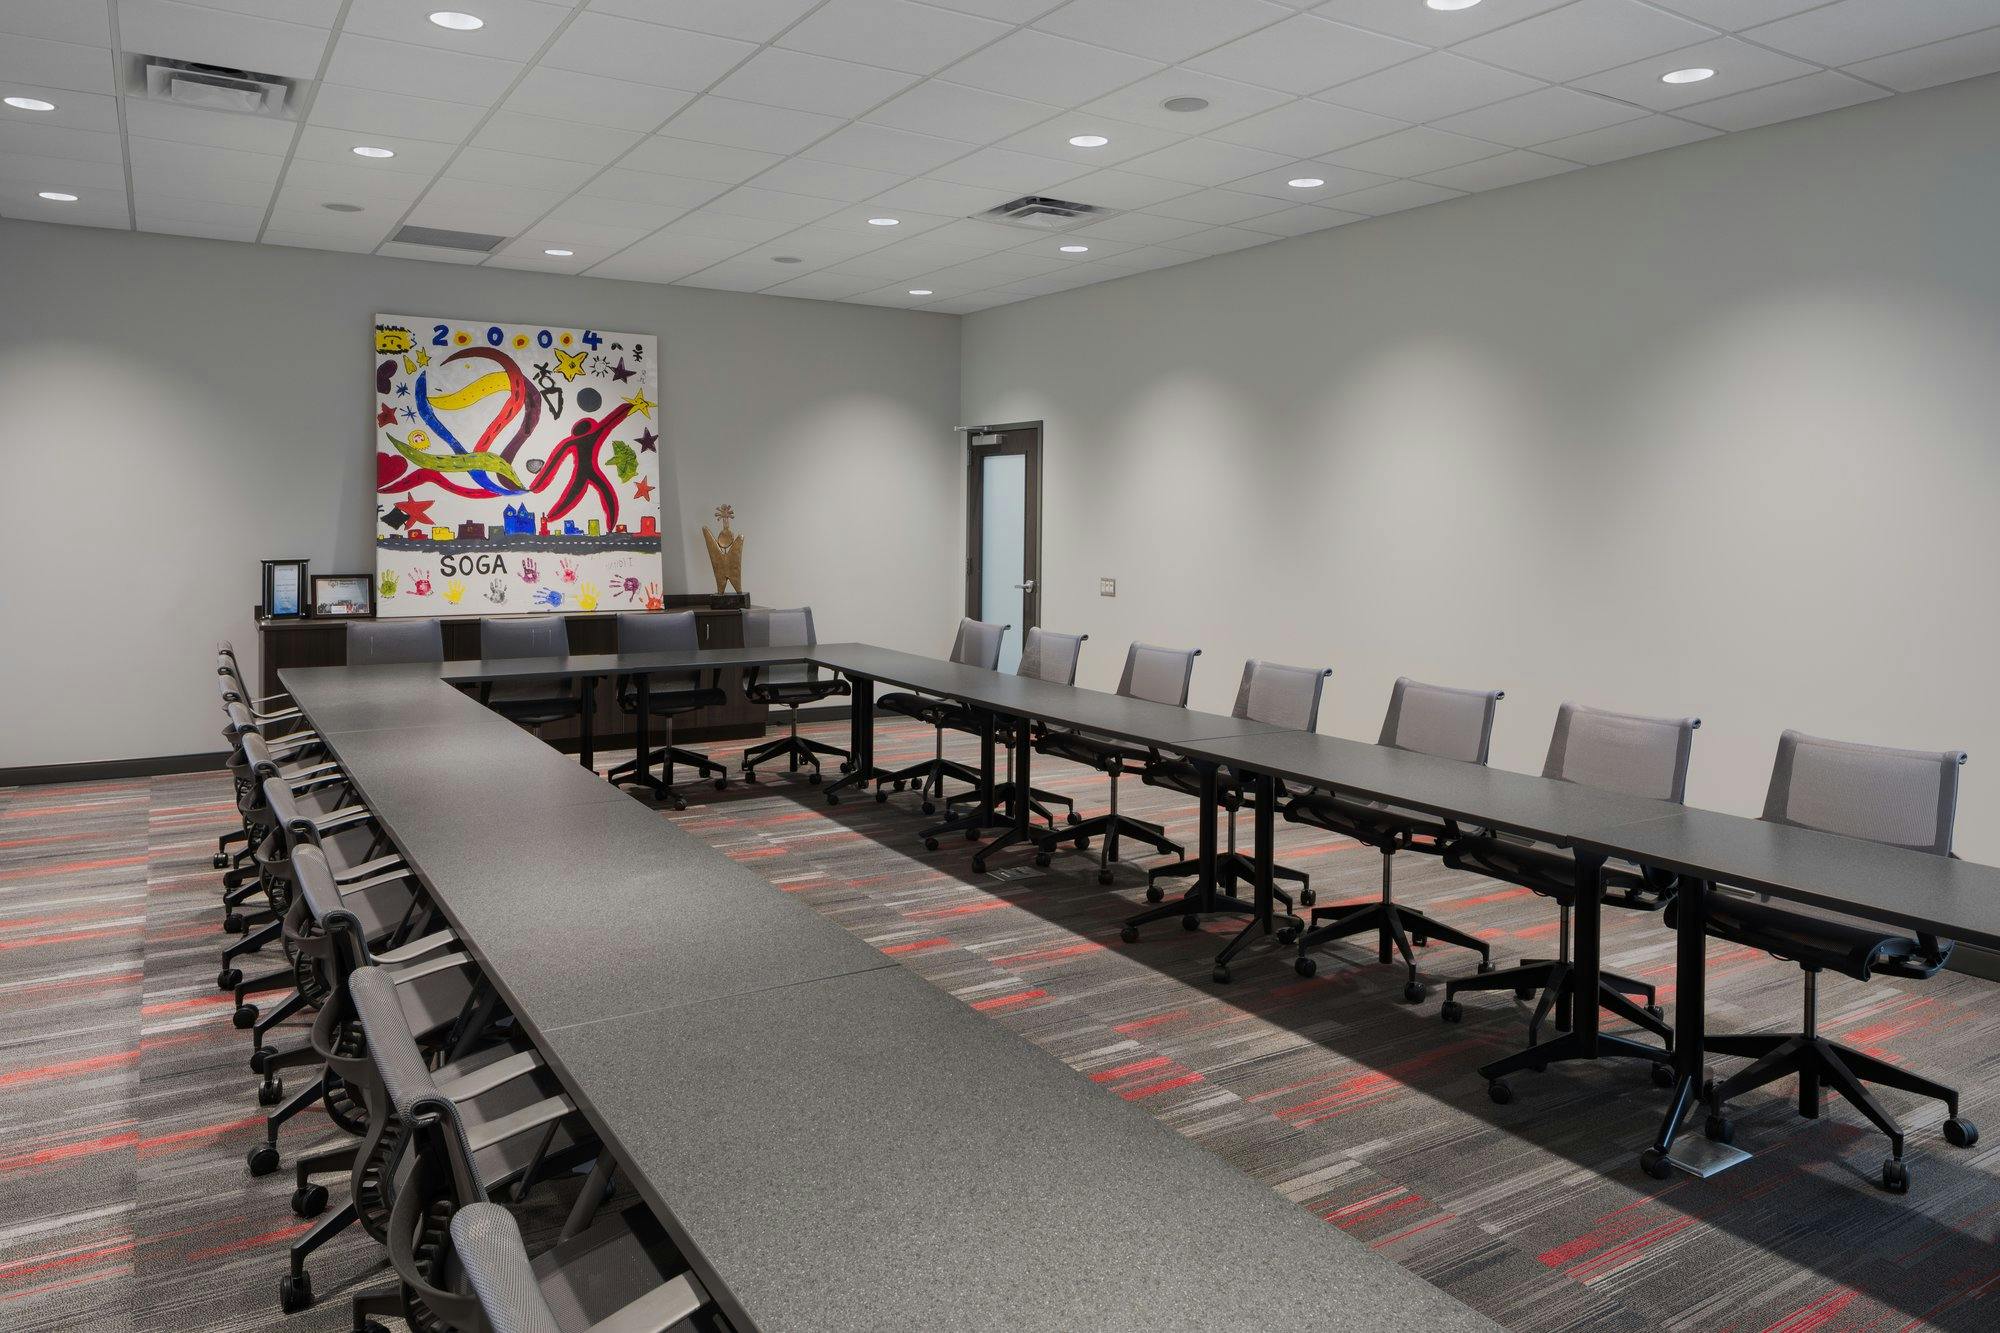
left=1014, top=580, right=1035, bottom=592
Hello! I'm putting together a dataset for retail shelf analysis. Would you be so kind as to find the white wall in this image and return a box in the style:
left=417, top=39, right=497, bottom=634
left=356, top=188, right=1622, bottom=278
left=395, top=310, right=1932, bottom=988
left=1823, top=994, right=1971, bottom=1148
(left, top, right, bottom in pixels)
left=0, top=220, right=961, bottom=769
left=962, top=73, right=2000, bottom=860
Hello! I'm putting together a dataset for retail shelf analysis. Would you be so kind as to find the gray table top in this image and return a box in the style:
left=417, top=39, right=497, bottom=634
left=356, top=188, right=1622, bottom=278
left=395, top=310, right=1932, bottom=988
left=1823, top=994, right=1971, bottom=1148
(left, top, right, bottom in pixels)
left=544, top=965, right=1496, bottom=1333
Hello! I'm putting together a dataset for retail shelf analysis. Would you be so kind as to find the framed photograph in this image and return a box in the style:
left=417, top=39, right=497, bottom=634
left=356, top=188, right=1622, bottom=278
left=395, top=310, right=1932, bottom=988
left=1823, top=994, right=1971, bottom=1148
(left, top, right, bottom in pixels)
left=311, top=573, right=374, bottom=620
left=262, top=558, right=309, bottom=620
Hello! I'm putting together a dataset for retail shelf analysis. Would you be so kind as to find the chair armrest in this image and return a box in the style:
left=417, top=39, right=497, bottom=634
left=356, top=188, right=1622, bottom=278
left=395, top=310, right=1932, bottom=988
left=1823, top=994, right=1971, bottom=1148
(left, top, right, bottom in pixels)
left=281, top=760, right=343, bottom=783
left=387, top=951, right=475, bottom=986
left=464, top=1093, right=576, bottom=1155
left=374, top=929, right=457, bottom=966
left=435, top=1049, right=545, bottom=1102
left=309, top=806, right=374, bottom=835
left=592, top=1273, right=710, bottom=1333
left=333, top=853, right=405, bottom=883
left=336, top=868, right=416, bottom=898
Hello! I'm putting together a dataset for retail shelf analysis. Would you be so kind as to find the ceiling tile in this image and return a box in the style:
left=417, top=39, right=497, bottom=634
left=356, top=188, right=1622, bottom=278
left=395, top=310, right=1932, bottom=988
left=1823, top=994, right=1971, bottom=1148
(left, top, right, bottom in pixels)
left=324, top=33, right=524, bottom=105
left=663, top=208, right=798, bottom=243
left=135, top=193, right=269, bottom=229
left=1451, top=0, right=1718, bottom=83
left=543, top=12, right=755, bottom=90
left=141, top=216, right=263, bottom=243
left=311, top=82, right=486, bottom=143
left=280, top=154, right=432, bottom=202
left=1238, top=202, right=1361, bottom=236
left=1162, top=224, right=1277, bottom=254
left=926, top=216, right=1043, bottom=251
left=1321, top=125, right=1503, bottom=176
left=589, top=229, right=756, bottom=279
left=548, top=191, right=684, bottom=231
left=678, top=259, right=791, bottom=291
left=0, top=34, right=117, bottom=94
left=126, top=137, right=283, bottom=181
left=342, top=0, right=569, bottom=61
left=765, top=269, right=887, bottom=299
left=0, top=0, right=112, bottom=45
left=1569, top=37, right=1818, bottom=113
left=473, top=111, right=643, bottom=165
left=1533, top=112, right=1719, bottom=165
left=1327, top=178, right=1462, bottom=215
left=272, top=179, right=407, bottom=219
left=1185, top=15, right=1424, bottom=96
left=779, top=0, right=1012, bottom=76
left=293, top=123, right=459, bottom=175
left=928, top=145, right=1087, bottom=192
left=1050, top=166, right=1196, bottom=209
left=1675, top=69, right=1889, bottom=131
left=919, top=294, right=1006, bottom=313
left=588, top=0, right=823, bottom=43
left=990, top=111, right=1181, bottom=168
left=620, top=136, right=782, bottom=183
left=409, top=177, right=563, bottom=228
left=1207, top=98, right=1404, bottom=157
left=1034, top=0, right=1294, bottom=66
left=1328, top=0, right=1573, bottom=46
left=0, top=120, right=124, bottom=164
left=1645, top=0, right=1827, bottom=27
left=869, top=176, right=1020, bottom=214
left=1147, top=186, right=1287, bottom=224
left=1117, top=136, right=1292, bottom=186
left=1064, top=210, right=1208, bottom=243
left=707, top=185, right=848, bottom=224
left=509, top=216, right=652, bottom=252
left=117, top=0, right=333, bottom=80
left=448, top=145, right=599, bottom=192
left=944, top=30, right=1163, bottom=107
left=0, top=83, right=119, bottom=134
left=804, top=121, right=973, bottom=174
left=867, top=81, right=1054, bottom=144
left=1419, top=148, right=1577, bottom=192
left=1845, top=26, right=2000, bottom=92
left=176, top=1, right=346, bottom=25
left=486, top=248, right=598, bottom=275
left=503, top=67, right=695, bottom=132
left=1431, top=86, right=1645, bottom=149
left=1320, top=51, right=1541, bottom=122
left=928, top=0, right=1071, bottom=24
left=1744, top=0, right=1999, bottom=66
left=1226, top=160, right=1389, bottom=201
left=378, top=240, right=489, bottom=264
left=665, top=96, right=845, bottom=155
left=581, top=167, right=729, bottom=209
left=752, top=156, right=910, bottom=202
left=713, top=48, right=918, bottom=119
left=1077, top=68, right=1290, bottom=134
left=1, top=183, right=129, bottom=227
left=0, top=149, right=127, bottom=190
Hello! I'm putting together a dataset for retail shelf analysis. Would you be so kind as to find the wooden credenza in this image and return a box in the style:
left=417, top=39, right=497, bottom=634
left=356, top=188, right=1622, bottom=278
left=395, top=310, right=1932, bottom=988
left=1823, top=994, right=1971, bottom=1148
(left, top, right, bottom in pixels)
left=254, top=596, right=767, bottom=748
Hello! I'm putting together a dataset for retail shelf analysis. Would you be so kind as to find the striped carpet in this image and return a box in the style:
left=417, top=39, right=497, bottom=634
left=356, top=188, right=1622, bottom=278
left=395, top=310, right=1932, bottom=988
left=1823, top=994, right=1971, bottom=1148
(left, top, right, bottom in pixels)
left=3, top=719, right=1996, bottom=1332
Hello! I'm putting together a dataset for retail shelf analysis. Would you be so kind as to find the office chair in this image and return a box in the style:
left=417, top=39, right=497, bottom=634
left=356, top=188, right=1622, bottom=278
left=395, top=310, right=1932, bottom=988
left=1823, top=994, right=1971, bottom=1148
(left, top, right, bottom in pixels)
left=604, top=610, right=727, bottom=809
left=1286, top=677, right=1502, bottom=1002
left=956, top=627, right=1090, bottom=832
left=453, top=1195, right=713, bottom=1333
left=347, top=617, right=445, bottom=665
left=476, top=615, right=588, bottom=739
left=1133, top=660, right=1330, bottom=926
left=1675, top=730, right=1978, bottom=1194
left=875, top=617, right=1007, bottom=815
left=1033, top=643, right=1199, bottom=885
left=1441, top=704, right=1698, bottom=1059
left=741, top=606, right=850, bottom=784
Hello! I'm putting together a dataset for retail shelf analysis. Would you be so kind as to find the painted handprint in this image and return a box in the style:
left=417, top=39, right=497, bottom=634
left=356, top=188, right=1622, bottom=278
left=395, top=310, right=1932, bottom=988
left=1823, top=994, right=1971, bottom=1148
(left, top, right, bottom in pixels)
left=558, top=558, right=579, bottom=584
left=520, top=557, right=540, bottom=585
left=578, top=582, right=599, bottom=611
left=408, top=569, right=433, bottom=597
left=533, top=587, right=564, bottom=608
left=643, top=582, right=662, bottom=611
left=610, top=574, right=642, bottom=602
left=378, top=568, right=398, bottom=598
left=445, top=578, right=465, bottom=605
left=485, top=578, right=507, bottom=604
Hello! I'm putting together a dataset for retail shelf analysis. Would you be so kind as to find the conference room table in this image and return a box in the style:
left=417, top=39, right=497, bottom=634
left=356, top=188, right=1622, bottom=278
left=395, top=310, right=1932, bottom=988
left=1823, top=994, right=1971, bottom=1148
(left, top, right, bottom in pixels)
left=281, top=661, right=1497, bottom=1333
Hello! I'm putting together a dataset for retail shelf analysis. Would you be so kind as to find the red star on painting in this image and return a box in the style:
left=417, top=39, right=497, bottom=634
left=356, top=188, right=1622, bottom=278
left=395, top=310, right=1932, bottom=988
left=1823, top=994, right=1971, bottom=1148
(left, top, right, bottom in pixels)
left=637, top=428, right=658, bottom=453
left=632, top=477, right=654, bottom=501
left=377, top=403, right=397, bottom=427
left=609, top=357, right=635, bottom=383
left=394, top=498, right=434, bottom=526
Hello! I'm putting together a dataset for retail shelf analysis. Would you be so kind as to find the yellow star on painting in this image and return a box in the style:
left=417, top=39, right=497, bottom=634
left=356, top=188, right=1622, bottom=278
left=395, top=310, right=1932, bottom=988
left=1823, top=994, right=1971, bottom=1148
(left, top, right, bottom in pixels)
left=553, top=345, right=588, bottom=381
left=414, top=348, right=430, bottom=367
left=622, top=387, right=655, bottom=419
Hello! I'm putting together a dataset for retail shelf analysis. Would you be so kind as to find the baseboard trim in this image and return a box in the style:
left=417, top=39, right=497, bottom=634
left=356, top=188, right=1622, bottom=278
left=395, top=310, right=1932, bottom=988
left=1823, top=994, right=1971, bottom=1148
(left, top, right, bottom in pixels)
left=2, top=751, right=231, bottom=787
left=1951, top=944, right=2000, bottom=983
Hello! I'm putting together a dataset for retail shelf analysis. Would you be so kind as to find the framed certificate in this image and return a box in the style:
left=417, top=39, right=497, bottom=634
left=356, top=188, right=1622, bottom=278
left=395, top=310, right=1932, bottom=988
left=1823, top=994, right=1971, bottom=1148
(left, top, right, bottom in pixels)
left=262, top=558, right=309, bottom=620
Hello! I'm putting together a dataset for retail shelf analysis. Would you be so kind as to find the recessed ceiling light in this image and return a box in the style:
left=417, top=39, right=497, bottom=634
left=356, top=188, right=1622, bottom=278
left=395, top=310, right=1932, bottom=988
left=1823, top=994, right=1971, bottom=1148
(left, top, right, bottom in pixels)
left=1661, top=67, right=1716, bottom=84
left=1068, top=134, right=1109, bottom=148
left=429, top=11, right=484, bottom=30
left=867, top=216, right=899, bottom=226
left=773, top=255, right=803, bottom=263
left=1287, top=177, right=1325, bottom=189
left=1426, top=0, right=1483, bottom=11
left=352, top=145, right=395, bottom=158
left=1059, top=244, right=1088, bottom=253
left=39, top=191, right=78, bottom=201
left=1162, top=96, right=1209, bottom=113
left=322, top=202, right=364, bottom=212
left=908, top=289, right=932, bottom=296
left=5, top=96, right=57, bottom=112
left=543, top=248, right=574, bottom=256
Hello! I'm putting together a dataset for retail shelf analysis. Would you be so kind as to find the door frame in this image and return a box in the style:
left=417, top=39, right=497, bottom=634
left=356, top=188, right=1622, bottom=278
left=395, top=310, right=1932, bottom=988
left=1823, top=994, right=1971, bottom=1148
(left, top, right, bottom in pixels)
left=964, top=421, right=1043, bottom=635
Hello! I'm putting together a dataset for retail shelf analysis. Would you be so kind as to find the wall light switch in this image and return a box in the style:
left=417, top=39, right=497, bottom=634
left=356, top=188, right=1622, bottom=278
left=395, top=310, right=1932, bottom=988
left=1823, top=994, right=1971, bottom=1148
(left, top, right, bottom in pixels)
left=1099, top=578, right=1116, bottom=597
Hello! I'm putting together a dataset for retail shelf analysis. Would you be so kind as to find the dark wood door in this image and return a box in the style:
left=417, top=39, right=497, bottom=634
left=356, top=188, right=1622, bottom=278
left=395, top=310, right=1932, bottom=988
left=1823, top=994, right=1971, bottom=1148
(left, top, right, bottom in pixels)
left=965, top=423, right=1041, bottom=673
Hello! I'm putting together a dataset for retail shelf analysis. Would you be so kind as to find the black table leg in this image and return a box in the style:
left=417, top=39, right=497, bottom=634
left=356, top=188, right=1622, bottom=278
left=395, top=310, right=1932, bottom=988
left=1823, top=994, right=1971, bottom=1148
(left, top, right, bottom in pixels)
left=971, top=718, right=1035, bottom=872
left=920, top=710, right=1009, bottom=847
left=1121, top=760, right=1244, bottom=943
left=1212, top=770, right=1301, bottom=982
left=579, top=675, right=594, bottom=771
left=824, top=675, right=887, bottom=801
left=1642, top=876, right=1725, bottom=1179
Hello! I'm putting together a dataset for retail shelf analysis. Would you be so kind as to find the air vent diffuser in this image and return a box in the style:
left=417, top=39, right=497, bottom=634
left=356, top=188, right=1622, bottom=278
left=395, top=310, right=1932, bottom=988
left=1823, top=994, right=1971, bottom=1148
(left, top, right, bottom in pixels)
left=391, top=225, right=509, bottom=253
left=136, top=57, right=296, bottom=116
left=979, top=195, right=1113, bottom=231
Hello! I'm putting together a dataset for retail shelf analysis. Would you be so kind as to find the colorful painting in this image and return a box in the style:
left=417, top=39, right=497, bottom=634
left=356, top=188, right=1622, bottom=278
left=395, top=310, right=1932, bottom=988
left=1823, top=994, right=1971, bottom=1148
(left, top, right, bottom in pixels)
left=372, top=315, right=663, bottom=617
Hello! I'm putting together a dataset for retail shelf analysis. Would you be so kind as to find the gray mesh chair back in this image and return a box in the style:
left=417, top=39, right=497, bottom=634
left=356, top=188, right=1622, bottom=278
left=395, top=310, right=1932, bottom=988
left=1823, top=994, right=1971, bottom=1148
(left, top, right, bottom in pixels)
left=1233, top=660, right=1330, bottom=732
left=480, top=615, right=568, bottom=659
left=1544, top=703, right=1699, bottom=802
left=617, top=610, right=699, bottom=689
left=348, top=619, right=444, bottom=666
left=949, top=617, right=1008, bottom=670
left=745, top=606, right=818, bottom=685
left=1378, top=678, right=1503, bottom=764
left=1117, top=642, right=1200, bottom=707
left=1762, top=730, right=1964, bottom=855
left=1018, top=628, right=1085, bottom=685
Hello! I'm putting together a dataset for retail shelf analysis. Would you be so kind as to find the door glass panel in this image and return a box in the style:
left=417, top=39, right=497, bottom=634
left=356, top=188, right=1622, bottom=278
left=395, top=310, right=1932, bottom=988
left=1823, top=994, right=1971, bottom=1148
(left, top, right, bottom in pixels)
left=979, top=452, right=1027, bottom=674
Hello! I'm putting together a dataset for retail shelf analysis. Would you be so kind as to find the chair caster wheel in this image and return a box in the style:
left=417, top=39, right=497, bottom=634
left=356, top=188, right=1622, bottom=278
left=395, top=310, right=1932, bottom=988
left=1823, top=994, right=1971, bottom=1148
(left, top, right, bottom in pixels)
left=1487, top=1080, right=1513, bottom=1106
left=742, top=772, right=757, bottom=784
left=1704, top=1114, right=1734, bottom=1145
left=257, top=1079, right=283, bottom=1106
left=1881, top=1159, right=1910, bottom=1193
left=1066, top=811, right=1081, bottom=825
left=1075, top=835, right=1090, bottom=851
left=826, top=794, right=841, bottom=806
left=921, top=801, right=936, bottom=815
left=1441, top=1000, right=1463, bottom=1023
left=923, top=837, right=939, bottom=852
left=1639, top=1148, right=1672, bottom=1180
left=251, top=1045, right=279, bottom=1075
left=233, top=1005, right=258, bottom=1029
left=1096, top=869, right=1115, bottom=886
left=290, top=1183, right=328, bottom=1218
left=1034, top=853, right=1051, bottom=868
left=875, top=790, right=888, bottom=803
left=671, top=796, right=688, bottom=812
left=212, top=852, right=230, bottom=869
left=1299, top=888, right=1315, bottom=906
left=1404, top=980, right=1427, bottom=1004
left=1514, top=987, right=1537, bottom=1002
left=715, top=777, right=728, bottom=791
left=224, top=913, right=246, bottom=934
left=1120, top=925, right=1139, bottom=944
left=1944, top=1117, right=1978, bottom=1148
left=1144, top=884, right=1164, bottom=903
left=1276, top=926, right=1299, bottom=945
left=1295, top=956, right=1317, bottom=978
left=278, top=1272, right=313, bottom=1313
left=966, top=829, right=980, bottom=842
left=1181, top=915, right=1199, bottom=931
left=247, top=1144, right=281, bottom=1177
left=892, top=781, right=906, bottom=792
left=1212, top=966, right=1231, bottom=985
left=808, top=772, right=822, bottom=786
left=971, top=857, right=988, bottom=874
left=1646, top=1004, right=1664, bottom=1019
left=1652, top=1063, right=1675, bottom=1089
left=216, top=968, right=241, bottom=991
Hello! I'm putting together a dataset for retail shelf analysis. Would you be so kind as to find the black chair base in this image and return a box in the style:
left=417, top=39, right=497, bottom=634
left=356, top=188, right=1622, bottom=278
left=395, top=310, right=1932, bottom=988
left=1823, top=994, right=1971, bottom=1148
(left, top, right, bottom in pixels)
left=877, top=756, right=982, bottom=813
left=1442, top=957, right=1668, bottom=1045
left=949, top=780, right=1075, bottom=829
left=608, top=745, right=727, bottom=810
left=1034, top=812, right=1180, bottom=885
left=1292, top=897, right=1490, bottom=1004
left=1146, top=849, right=1306, bottom=914
left=742, top=733, right=848, bottom=784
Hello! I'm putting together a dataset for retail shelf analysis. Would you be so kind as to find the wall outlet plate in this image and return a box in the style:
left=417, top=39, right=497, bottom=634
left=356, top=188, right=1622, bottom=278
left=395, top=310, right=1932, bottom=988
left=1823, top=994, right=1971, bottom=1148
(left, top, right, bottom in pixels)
left=1100, top=578, right=1116, bottom=597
